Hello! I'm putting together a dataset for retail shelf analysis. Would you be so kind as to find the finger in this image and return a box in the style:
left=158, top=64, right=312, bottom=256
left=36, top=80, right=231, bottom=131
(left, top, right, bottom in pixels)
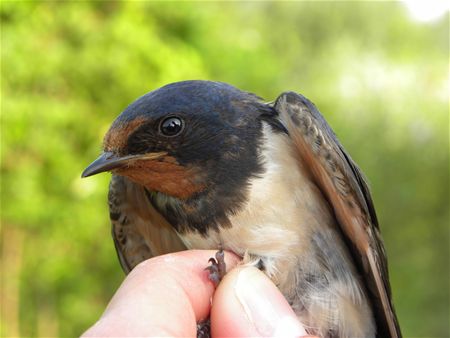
left=211, top=266, right=311, bottom=337
left=82, top=250, right=240, bottom=337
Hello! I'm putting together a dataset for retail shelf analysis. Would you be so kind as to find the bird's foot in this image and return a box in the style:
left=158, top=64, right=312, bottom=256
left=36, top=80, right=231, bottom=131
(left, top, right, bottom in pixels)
left=197, top=318, right=211, bottom=338
left=205, top=249, right=226, bottom=286
left=197, top=250, right=226, bottom=338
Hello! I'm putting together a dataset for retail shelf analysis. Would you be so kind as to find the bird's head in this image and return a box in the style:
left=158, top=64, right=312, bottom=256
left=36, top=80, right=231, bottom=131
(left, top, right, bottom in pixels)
left=82, top=80, right=273, bottom=200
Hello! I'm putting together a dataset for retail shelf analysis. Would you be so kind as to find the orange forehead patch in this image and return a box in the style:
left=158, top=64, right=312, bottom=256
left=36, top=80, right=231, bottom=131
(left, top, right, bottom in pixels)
left=103, top=117, right=148, bottom=152
left=115, top=156, right=206, bottom=199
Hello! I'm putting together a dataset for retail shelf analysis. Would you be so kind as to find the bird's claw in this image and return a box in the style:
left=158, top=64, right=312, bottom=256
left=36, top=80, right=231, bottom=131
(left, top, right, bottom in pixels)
left=205, top=250, right=226, bottom=286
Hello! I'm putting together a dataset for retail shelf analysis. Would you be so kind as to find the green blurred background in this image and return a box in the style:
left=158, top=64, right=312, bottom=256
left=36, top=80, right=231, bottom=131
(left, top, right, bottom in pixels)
left=1, top=1, right=448, bottom=337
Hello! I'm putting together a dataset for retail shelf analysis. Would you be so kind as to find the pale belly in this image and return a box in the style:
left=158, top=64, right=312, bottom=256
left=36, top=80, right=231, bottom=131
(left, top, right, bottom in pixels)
left=178, top=127, right=376, bottom=338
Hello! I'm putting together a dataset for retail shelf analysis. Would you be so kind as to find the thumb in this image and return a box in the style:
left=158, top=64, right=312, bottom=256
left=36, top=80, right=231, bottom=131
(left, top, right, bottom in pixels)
left=211, top=266, right=313, bottom=337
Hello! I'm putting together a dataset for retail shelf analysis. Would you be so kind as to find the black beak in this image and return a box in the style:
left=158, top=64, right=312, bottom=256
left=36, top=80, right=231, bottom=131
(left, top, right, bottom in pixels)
left=81, top=151, right=167, bottom=178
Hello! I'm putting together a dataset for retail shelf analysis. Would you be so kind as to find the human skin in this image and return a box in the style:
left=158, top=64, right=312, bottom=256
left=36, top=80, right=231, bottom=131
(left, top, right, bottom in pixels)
left=82, top=250, right=314, bottom=337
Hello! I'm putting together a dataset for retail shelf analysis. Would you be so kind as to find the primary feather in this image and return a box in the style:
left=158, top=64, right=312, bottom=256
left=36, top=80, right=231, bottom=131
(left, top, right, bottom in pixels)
left=274, top=91, right=401, bottom=338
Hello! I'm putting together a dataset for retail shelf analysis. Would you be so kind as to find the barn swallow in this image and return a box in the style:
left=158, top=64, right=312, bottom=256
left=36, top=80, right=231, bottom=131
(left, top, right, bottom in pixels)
left=82, top=80, right=401, bottom=338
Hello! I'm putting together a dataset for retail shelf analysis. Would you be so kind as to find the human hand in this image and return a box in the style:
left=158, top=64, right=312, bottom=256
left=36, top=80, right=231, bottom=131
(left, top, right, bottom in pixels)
left=82, top=250, right=312, bottom=337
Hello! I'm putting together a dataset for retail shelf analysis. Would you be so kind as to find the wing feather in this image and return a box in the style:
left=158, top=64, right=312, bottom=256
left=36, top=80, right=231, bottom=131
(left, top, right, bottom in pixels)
left=274, top=92, right=401, bottom=338
left=108, top=175, right=186, bottom=274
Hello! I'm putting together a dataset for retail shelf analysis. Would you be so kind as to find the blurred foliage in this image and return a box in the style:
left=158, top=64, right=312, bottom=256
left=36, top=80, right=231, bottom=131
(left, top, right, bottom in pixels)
left=1, top=1, right=448, bottom=337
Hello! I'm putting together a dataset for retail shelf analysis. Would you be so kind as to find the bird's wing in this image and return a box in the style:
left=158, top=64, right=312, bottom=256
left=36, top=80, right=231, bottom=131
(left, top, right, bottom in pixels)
left=108, top=174, right=187, bottom=274
left=273, top=92, right=401, bottom=338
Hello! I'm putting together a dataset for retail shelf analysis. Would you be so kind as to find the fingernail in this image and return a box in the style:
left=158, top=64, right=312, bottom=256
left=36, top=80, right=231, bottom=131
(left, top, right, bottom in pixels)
left=234, top=267, right=307, bottom=337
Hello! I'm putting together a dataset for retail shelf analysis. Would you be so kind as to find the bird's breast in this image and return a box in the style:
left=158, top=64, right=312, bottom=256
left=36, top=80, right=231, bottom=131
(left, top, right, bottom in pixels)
left=173, top=123, right=376, bottom=337
left=179, top=123, right=336, bottom=280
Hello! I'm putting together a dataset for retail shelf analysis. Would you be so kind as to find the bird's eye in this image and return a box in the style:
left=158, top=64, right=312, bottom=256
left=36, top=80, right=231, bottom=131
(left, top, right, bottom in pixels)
left=159, top=116, right=184, bottom=137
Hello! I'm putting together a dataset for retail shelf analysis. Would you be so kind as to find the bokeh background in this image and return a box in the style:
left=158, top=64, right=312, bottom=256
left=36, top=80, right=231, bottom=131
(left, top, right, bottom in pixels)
left=1, top=1, right=448, bottom=337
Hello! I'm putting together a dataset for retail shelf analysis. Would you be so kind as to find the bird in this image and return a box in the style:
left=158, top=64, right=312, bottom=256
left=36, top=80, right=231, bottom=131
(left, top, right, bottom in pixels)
left=82, top=80, right=401, bottom=338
